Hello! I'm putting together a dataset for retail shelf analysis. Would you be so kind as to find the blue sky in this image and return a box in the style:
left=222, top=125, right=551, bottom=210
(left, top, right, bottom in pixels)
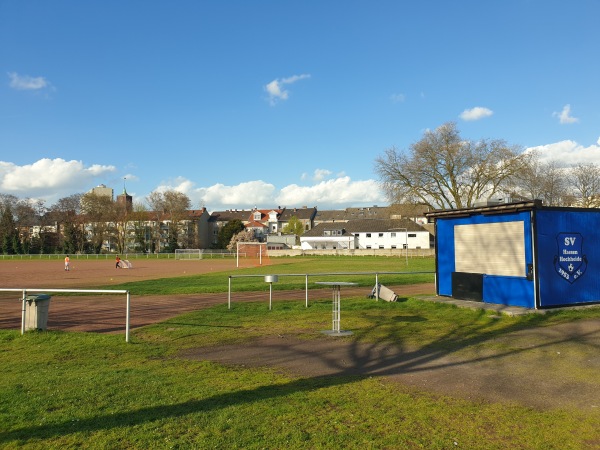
left=1, top=0, right=599, bottom=212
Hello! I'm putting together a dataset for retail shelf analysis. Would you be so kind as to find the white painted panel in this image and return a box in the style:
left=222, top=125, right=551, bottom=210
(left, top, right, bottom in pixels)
left=455, top=221, right=525, bottom=276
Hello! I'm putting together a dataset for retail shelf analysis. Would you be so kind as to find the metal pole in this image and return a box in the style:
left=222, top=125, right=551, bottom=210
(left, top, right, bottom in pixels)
left=375, top=273, right=379, bottom=301
left=20, top=289, right=27, bottom=335
left=125, top=291, right=130, bottom=342
left=228, top=276, right=232, bottom=310
left=332, top=285, right=341, bottom=332
left=269, top=282, right=272, bottom=310
left=305, top=275, right=308, bottom=307
left=405, top=232, right=408, bottom=265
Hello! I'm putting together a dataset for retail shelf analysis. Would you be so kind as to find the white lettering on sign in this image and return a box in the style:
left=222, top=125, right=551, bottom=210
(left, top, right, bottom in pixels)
left=564, top=237, right=577, bottom=246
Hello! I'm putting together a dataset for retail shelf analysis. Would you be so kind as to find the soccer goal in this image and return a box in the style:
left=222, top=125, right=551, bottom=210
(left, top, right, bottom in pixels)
left=236, top=242, right=270, bottom=268
left=175, top=249, right=203, bottom=260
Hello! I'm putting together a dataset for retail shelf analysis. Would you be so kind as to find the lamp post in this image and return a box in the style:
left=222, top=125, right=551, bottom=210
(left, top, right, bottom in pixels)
left=392, top=228, right=408, bottom=265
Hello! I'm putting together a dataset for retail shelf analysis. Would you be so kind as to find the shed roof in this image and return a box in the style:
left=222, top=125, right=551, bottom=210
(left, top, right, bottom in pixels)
left=425, top=200, right=543, bottom=220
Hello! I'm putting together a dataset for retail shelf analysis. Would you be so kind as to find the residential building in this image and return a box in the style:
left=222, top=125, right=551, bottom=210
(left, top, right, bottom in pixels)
left=208, top=206, right=317, bottom=247
left=300, top=218, right=431, bottom=250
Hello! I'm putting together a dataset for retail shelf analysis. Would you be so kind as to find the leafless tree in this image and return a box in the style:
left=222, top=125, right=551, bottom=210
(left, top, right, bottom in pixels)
left=375, top=122, right=528, bottom=209
left=81, top=192, right=117, bottom=253
left=129, top=202, right=151, bottom=252
left=570, top=162, right=600, bottom=208
left=48, top=194, right=85, bottom=253
left=146, top=190, right=191, bottom=251
left=511, top=152, right=569, bottom=206
left=146, top=191, right=165, bottom=252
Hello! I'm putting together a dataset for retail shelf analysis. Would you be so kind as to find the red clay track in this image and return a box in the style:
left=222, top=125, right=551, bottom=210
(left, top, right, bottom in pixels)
left=0, top=259, right=434, bottom=334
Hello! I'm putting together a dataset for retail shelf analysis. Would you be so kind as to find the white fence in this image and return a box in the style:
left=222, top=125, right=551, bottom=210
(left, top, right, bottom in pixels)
left=0, top=248, right=434, bottom=261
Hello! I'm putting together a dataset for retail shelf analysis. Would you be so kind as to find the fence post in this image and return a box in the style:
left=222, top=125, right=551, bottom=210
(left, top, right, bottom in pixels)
left=305, top=275, right=309, bottom=307
left=20, top=289, right=27, bottom=335
left=125, top=291, right=131, bottom=342
left=228, top=276, right=232, bottom=310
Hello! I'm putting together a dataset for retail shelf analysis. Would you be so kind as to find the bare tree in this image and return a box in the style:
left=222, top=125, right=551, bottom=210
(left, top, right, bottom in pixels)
left=375, top=122, right=527, bottom=209
left=81, top=192, right=117, bottom=253
left=146, top=190, right=191, bottom=252
left=571, top=162, right=600, bottom=208
left=146, top=191, right=165, bottom=253
left=512, top=152, right=569, bottom=206
left=130, top=202, right=151, bottom=252
left=48, top=194, right=85, bottom=253
left=162, top=191, right=191, bottom=251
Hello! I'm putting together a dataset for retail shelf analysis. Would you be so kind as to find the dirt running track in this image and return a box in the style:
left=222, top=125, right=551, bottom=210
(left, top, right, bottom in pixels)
left=0, top=258, right=433, bottom=333
left=2, top=259, right=600, bottom=416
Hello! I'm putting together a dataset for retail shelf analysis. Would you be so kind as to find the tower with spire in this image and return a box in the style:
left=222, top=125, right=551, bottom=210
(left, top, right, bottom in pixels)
left=116, top=178, right=133, bottom=212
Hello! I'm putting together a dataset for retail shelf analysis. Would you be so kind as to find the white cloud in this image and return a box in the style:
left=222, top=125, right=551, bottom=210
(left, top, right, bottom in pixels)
left=276, top=177, right=385, bottom=208
left=390, top=93, right=405, bottom=103
left=312, top=169, right=332, bottom=182
left=525, top=138, right=600, bottom=167
left=264, top=73, right=310, bottom=105
left=553, top=104, right=579, bottom=124
left=459, top=106, right=493, bottom=121
left=153, top=173, right=386, bottom=212
left=8, top=72, right=51, bottom=91
left=0, top=158, right=116, bottom=202
left=155, top=178, right=276, bottom=209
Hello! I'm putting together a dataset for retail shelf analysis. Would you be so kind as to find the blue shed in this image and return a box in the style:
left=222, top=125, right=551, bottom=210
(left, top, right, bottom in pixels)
left=426, top=200, right=600, bottom=309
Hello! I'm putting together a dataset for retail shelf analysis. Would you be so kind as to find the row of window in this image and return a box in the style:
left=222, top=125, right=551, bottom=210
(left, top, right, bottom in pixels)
left=323, top=231, right=419, bottom=238
left=364, top=233, right=417, bottom=238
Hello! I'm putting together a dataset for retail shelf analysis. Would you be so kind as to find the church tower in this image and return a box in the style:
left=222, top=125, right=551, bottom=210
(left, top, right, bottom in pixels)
left=116, top=179, right=133, bottom=213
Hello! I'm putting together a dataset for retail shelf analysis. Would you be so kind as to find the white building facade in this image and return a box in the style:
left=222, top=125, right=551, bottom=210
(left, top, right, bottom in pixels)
left=300, top=218, right=431, bottom=250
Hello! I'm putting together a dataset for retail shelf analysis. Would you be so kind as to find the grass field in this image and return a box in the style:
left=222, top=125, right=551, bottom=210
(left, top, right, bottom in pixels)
left=105, top=255, right=436, bottom=295
left=2, top=256, right=600, bottom=449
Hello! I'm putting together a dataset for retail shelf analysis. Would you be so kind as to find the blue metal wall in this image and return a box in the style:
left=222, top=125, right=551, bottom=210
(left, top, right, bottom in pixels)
left=436, top=210, right=535, bottom=308
left=535, top=209, right=600, bottom=307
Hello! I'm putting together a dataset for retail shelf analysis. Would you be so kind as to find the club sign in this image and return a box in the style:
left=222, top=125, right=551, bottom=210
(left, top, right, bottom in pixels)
left=554, top=232, right=587, bottom=283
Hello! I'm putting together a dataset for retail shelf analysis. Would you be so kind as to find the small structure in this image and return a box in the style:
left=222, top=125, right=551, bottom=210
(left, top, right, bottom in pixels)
left=426, top=200, right=600, bottom=309
left=368, top=284, right=398, bottom=302
left=265, top=275, right=278, bottom=310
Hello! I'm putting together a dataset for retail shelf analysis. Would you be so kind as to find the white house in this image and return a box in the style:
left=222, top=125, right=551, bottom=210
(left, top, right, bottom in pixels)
left=300, top=218, right=431, bottom=250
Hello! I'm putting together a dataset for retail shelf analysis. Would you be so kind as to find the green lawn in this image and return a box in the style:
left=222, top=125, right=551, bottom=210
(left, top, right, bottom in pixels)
left=103, top=255, right=436, bottom=295
left=2, top=256, right=600, bottom=449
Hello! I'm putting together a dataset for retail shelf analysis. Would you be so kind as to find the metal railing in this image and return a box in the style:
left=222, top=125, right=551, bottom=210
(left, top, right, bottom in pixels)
left=0, top=288, right=131, bottom=342
left=227, top=271, right=434, bottom=309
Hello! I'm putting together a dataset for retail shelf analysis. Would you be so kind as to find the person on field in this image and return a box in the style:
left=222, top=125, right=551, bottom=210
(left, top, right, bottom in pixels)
left=115, top=255, right=121, bottom=269
left=64, top=255, right=70, bottom=271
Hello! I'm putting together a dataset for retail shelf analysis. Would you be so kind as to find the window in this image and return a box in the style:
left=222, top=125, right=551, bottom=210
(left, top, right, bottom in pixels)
left=408, top=233, right=417, bottom=238
left=366, top=245, right=372, bottom=249
left=379, top=245, right=384, bottom=249
left=391, top=232, right=396, bottom=238
left=366, top=233, right=371, bottom=237
left=391, top=245, right=397, bottom=249
left=378, top=233, right=383, bottom=237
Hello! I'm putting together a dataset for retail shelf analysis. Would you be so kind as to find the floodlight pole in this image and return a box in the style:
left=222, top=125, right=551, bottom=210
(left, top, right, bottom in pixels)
left=392, top=228, right=409, bottom=265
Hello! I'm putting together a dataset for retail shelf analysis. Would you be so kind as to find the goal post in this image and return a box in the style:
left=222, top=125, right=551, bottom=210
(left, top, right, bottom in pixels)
left=236, top=242, right=270, bottom=268
left=175, top=249, right=203, bottom=260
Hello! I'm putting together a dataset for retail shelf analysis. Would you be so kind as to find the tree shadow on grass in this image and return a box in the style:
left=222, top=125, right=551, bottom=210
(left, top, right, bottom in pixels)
left=2, top=301, right=600, bottom=444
